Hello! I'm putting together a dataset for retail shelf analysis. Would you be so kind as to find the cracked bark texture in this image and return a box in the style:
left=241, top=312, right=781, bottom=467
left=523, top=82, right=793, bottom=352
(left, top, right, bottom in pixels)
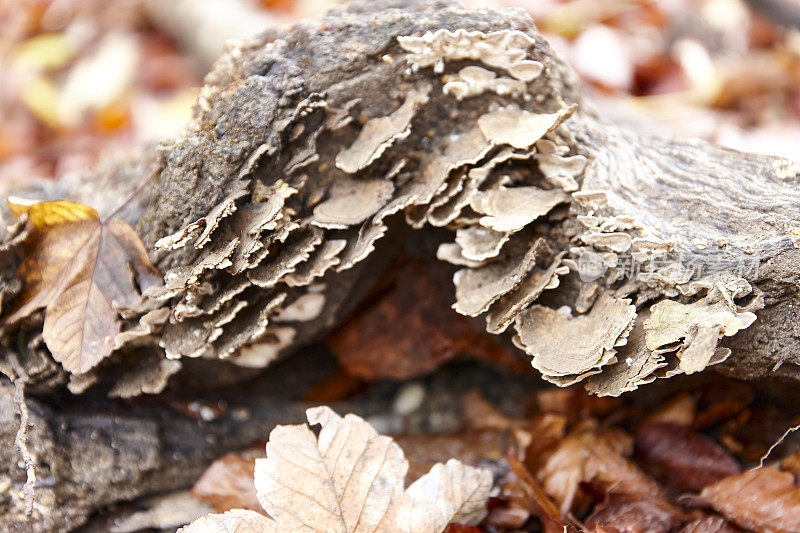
left=0, top=0, right=799, bottom=529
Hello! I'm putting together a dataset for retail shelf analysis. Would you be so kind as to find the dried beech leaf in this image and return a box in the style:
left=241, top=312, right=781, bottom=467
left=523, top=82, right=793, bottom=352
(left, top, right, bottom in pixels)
left=255, top=406, right=406, bottom=532
left=3, top=200, right=159, bottom=374
left=179, top=509, right=275, bottom=533
left=675, top=516, right=740, bottom=533
left=395, top=458, right=492, bottom=532
left=192, top=449, right=263, bottom=512
left=700, top=467, right=800, bottom=532
left=537, top=422, right=662, bottom=515
left=329, top=262, right=525, bottom=380
left=584, top=498, right=685, bottom=533
left=395, top=430, right=508, bottom=482
left=185, top=406, right=491, bottom=533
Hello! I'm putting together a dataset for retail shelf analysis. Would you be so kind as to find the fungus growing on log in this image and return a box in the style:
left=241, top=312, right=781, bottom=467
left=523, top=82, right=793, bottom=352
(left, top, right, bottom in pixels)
left=0, top=0, right=799, bottom=526
left=1, top=0, right=796, bottom=398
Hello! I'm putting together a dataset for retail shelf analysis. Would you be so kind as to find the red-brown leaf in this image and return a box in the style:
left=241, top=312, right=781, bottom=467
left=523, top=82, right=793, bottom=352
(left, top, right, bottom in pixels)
left=635, top=422, right=741, bottom=492
left=700, top=467, right=800, bottom=532
left=191, top=449, right=263, bottom=512
left=584, top=498, right=685, bottom=533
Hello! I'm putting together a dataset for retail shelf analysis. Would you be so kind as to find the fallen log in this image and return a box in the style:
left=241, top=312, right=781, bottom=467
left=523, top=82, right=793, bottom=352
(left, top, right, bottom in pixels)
left=0, top=0, right=798, bottom=529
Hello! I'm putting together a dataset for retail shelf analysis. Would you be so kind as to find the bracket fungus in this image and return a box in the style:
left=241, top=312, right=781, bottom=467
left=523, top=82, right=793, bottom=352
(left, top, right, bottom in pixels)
left=645, top=287, right=757, bottom=374
left=335, top=86, right=430, bottom=173
left=513, top=294, right=637, bottom=386
left=443, top=66, right=527, bottom=100
left=0, top=0, right=795, bottom=406
left=477, top=105, right=575, bottom=150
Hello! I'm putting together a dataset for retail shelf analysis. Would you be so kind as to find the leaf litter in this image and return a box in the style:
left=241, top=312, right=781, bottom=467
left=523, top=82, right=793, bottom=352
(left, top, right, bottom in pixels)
left=185, top=380, right=800, bottom=532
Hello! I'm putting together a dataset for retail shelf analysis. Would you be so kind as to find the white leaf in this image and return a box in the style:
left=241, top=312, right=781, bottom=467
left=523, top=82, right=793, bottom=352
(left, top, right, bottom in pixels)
left=254, top=406, right=407, bottom=532
left=178, top=509, right=276, bottom=533
left=394, top=458, right=493, bottom=533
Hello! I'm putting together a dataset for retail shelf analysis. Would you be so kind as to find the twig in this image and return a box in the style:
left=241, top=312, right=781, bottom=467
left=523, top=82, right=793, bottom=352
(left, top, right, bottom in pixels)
left=758, top=423, right=800, bottom=468
left=9, top=353, right=35, bottom=517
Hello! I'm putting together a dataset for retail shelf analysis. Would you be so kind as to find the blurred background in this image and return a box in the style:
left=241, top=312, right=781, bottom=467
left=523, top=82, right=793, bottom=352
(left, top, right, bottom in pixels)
left=1, top=0, right=798, bottom=191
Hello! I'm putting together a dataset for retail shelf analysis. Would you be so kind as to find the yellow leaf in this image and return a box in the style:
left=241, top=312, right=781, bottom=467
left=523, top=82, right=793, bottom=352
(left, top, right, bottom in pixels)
left=3, top=200, right=160, bottom=374
left=7, top=199, right=97, bottom=227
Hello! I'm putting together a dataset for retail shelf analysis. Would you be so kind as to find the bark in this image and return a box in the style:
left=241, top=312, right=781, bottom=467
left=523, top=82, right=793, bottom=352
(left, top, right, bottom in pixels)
left=1, top=0, right=799, bottom=529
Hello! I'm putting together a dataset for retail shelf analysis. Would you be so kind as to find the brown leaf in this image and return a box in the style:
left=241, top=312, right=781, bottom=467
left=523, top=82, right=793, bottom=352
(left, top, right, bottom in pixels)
left=583, top=498, right=685, bottom=533
left=461, top=389, right=516, bottom=432
left=485, top=474, right=537, bottom=529
left=700, top=467, right=800, bottom=532
left=191, top=449, right=263, bottom=512
left=536, top=421, right=662, bottom=515
left=536, top=386, right=622, bottom=422
left=635, top=422, right=741, bottom=492
left=397, top=459, right=493, bottom=532
left=184, top=406, right=493, bottom=533
left=328, top=261, right=526, bottom=380
left=782, top=451, right=800, bottom=475
left=641, top=392, right=696, bottom=428
left=693, top=380, right=754, bottom=429
left=3, top=200, right=159, bottom=374
left=676, top=515, right=742, bottom=533
left=507, top=450, right=571, bottom=532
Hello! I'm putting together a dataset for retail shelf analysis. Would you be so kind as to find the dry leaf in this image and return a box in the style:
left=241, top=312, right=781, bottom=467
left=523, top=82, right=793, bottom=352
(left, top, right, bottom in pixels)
left=3, top=200, right=159, bottom=374
left=443, top=525, right=483, bottom=533
left=536, top=421, right=662, bottom=515
left=328, top=261, right=526, bottom=380
left=635, top=422, right=741, bottom=492
left=111, top=491, right=212, bottom=533
left=583, top=498, right=685, bottom=533
left=191, top=449, right=263, bottom=512
left=395, top=458, right=493, bottom=532
left=179, top=509, right=276, bottom=533
left=183, top=406, right=492, bottom=533
left=700, top=467, right=800, bottom=532
left=676, top=515, right=741, bottom=533
left=507, top=451, right=571, bottom=532
left=255, top=405, right=409, bottom=532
